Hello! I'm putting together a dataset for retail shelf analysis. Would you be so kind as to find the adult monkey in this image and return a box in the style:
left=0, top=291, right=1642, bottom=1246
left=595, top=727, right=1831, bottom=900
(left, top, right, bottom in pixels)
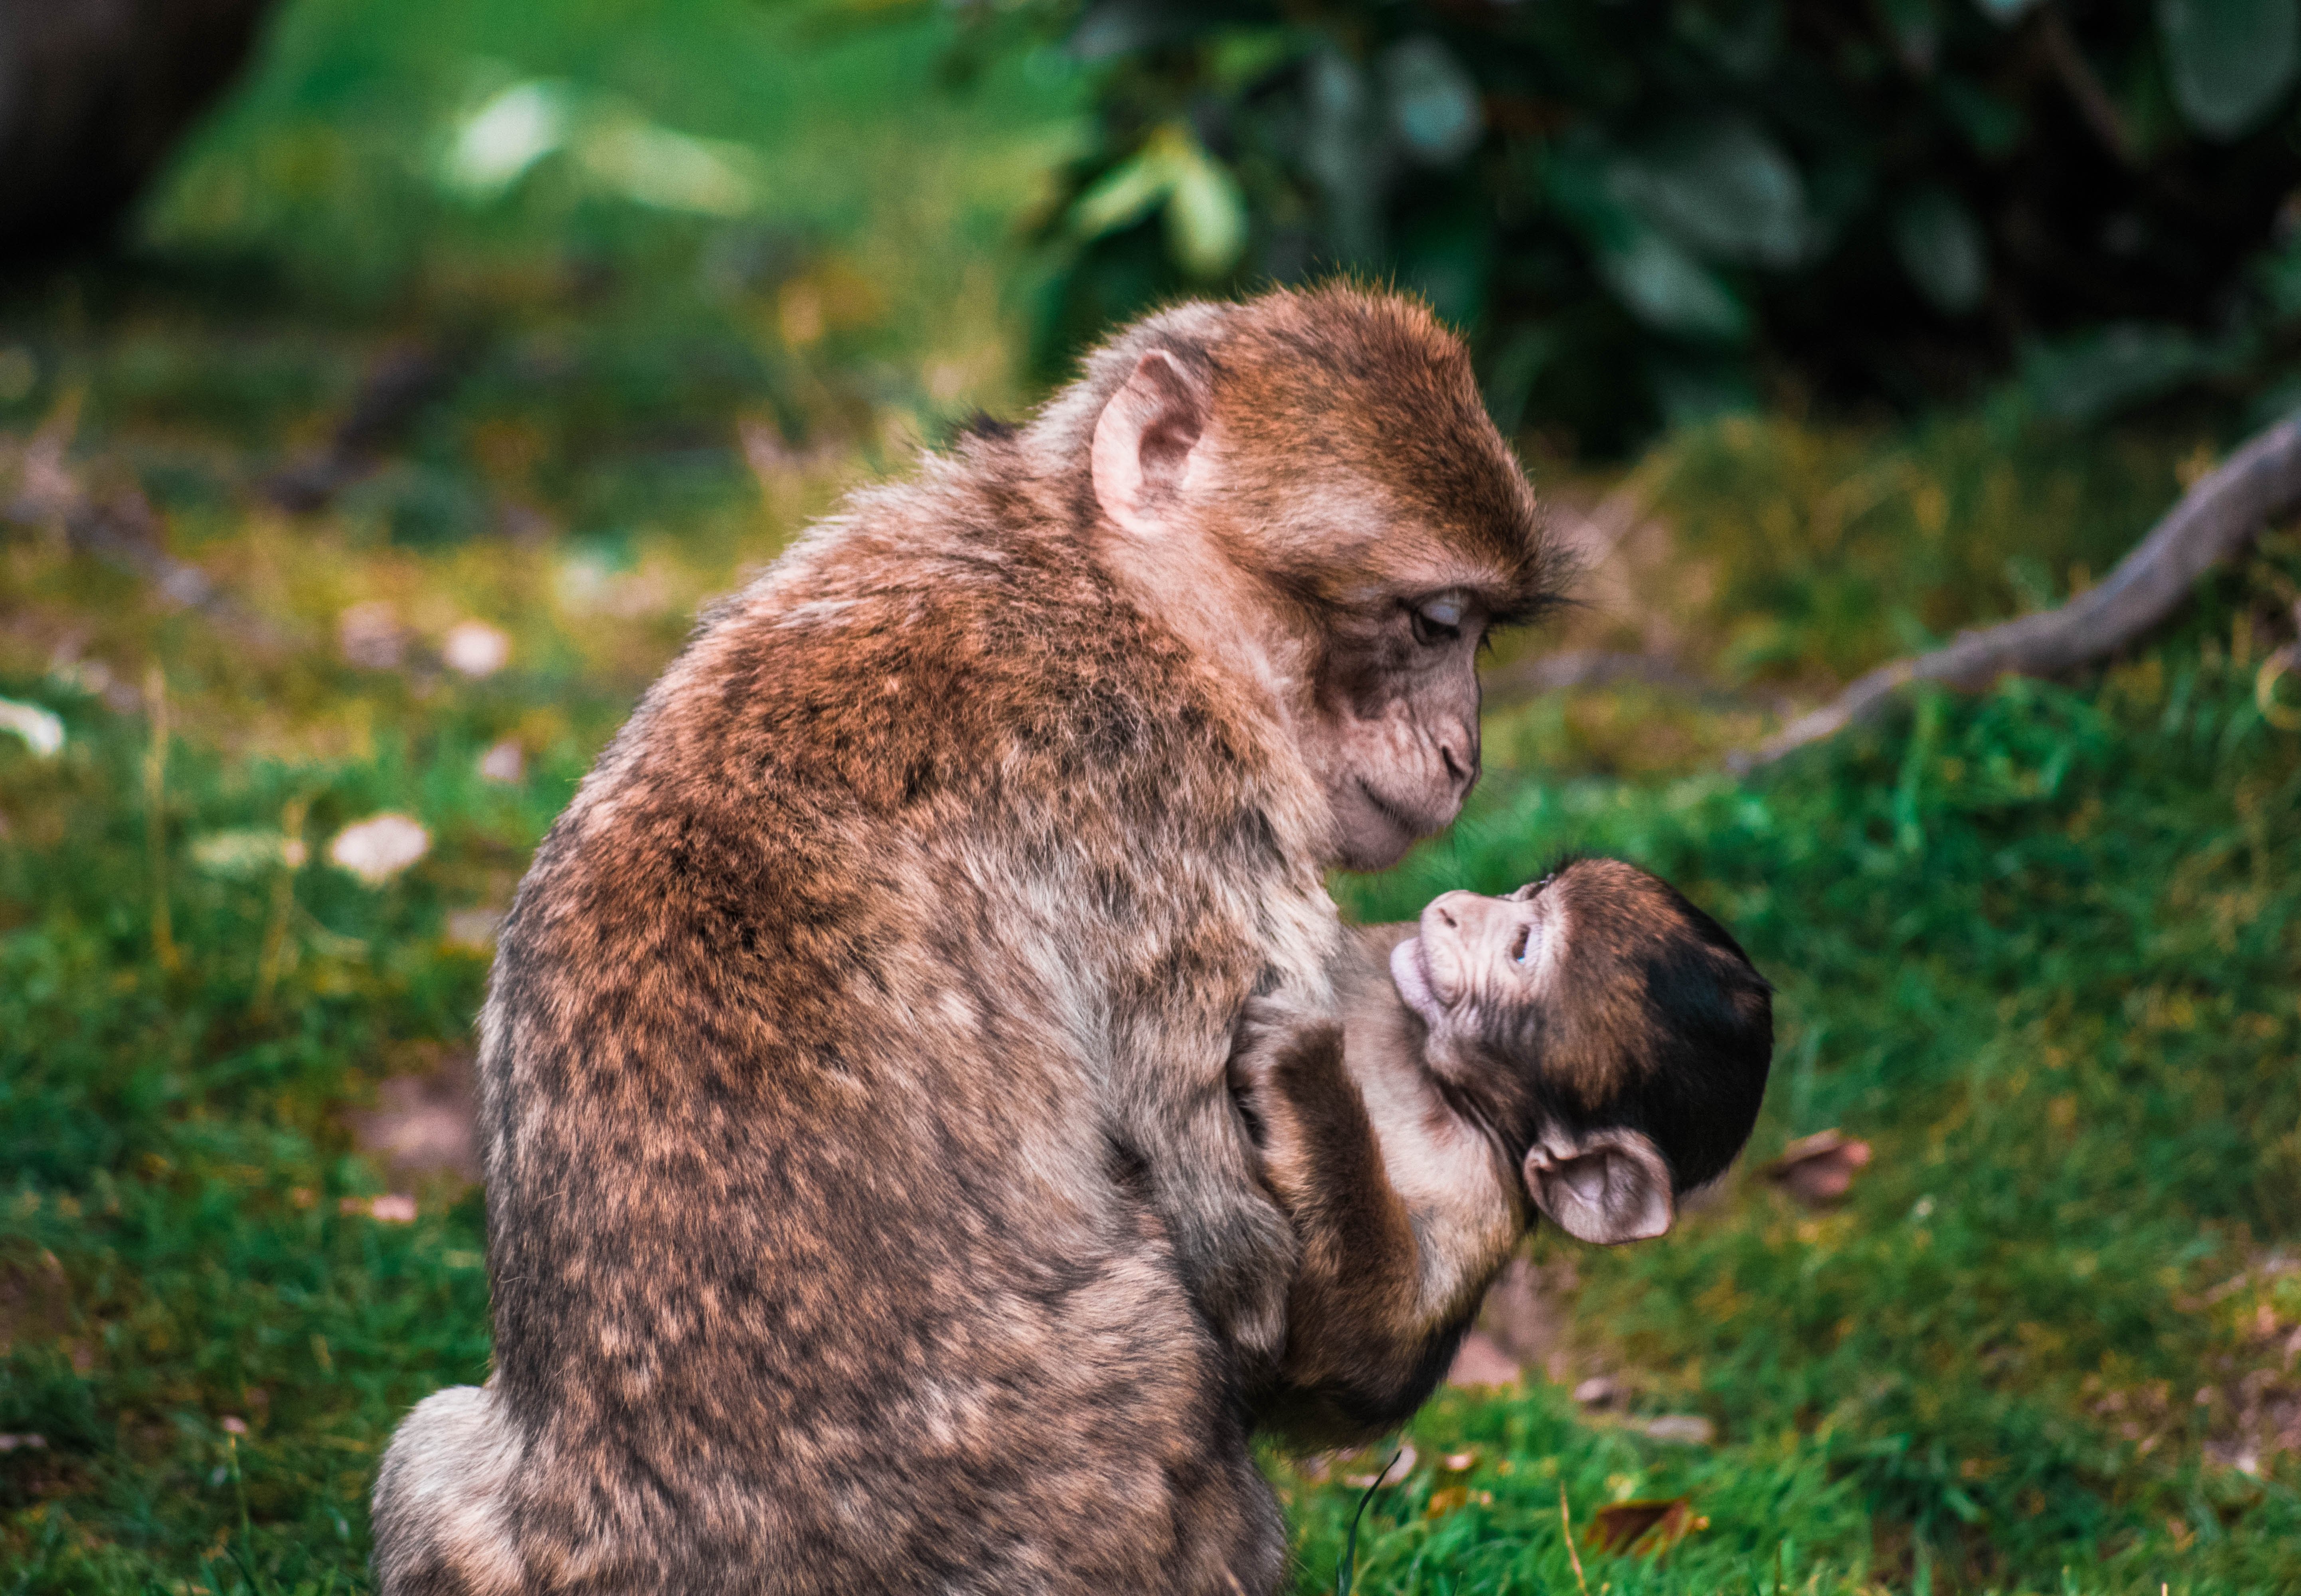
left=374, top=286, right=1556, bottom=1594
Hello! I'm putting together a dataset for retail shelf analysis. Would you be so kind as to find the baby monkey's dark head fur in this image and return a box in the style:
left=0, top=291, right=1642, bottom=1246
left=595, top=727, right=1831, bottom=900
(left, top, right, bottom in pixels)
left=1390, top=857, right=1772, bottom=1245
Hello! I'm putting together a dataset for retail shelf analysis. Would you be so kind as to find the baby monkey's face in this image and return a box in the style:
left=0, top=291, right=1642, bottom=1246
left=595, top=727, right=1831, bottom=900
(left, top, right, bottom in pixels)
left=1387, top=858, right=1773, bottom=1249
left=1388, top=875, right=1564, bottom=1065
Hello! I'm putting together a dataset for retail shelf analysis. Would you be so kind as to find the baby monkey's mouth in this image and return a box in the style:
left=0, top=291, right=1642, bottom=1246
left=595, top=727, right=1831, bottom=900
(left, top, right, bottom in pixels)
left=1389, top=934, right=1446, bottom=1029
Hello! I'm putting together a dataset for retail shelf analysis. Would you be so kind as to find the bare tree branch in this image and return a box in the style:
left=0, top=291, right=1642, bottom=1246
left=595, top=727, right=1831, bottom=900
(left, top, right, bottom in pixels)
left=2036, top=6, right=2136, bottom=167
left=1742, top=414, right=2301, bottom=768
left=266, top=342, right=468, bottom=513
left=0, top=0, right=279, bottom=263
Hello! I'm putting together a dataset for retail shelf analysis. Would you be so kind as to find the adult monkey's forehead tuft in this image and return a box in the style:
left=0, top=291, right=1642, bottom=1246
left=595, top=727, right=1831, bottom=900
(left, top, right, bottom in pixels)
left=1038, top=284, right=1562, bottom=625
left=1229, top=287, right=1554, bottom=618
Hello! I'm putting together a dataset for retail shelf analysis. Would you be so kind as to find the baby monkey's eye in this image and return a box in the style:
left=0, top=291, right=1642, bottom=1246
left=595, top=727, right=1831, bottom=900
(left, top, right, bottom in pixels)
left=1510, top=926, right=1531, bottom=966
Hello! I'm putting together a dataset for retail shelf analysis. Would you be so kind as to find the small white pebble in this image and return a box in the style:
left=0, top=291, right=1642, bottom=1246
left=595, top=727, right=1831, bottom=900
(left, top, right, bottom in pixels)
left=328, top=813, right=429, bottom=885
left=0, top=697, right=64, bottom=758
left=443, top=620, right=511, bottom=679
left=477, top=739, right=525, bottom=783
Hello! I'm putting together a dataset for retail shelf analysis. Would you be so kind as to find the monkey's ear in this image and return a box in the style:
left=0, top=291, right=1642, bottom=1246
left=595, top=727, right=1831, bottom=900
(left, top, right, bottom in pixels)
left=1091, top=350, right=1210, bottom=536
left=1524, top=1127, right=1674, bottom=1246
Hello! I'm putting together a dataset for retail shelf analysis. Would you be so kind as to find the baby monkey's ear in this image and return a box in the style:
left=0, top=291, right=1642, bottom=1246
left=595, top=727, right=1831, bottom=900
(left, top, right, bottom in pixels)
left=1524, top=1126, right=1674, bottom=1246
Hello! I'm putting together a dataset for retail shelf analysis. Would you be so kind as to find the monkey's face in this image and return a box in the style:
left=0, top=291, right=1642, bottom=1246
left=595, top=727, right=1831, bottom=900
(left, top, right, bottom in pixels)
left=1388, top=859, right=1773, bottom=1248
left=1306, top=591, right=1489, bottom=870
left=1388, top=874, right=1678, bottom=1246
left=1387, top=878, right=1560, bottom=1071
left=1082, top=289, right=1558, bottom=875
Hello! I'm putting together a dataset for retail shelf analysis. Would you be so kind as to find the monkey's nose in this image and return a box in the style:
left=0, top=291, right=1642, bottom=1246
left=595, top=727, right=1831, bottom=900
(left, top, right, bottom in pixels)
left=1440, top=735, right=1477, bottom=792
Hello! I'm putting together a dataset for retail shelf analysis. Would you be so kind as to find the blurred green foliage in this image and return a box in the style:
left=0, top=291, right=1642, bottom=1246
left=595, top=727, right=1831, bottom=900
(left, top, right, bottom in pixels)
left=1, top=0, right=1083, bottom=563
left=1032, top=0, right=2301, bottom=452
left=10, top=439, right=2301, bottom=1591
left=5, top=1, right=2301, bottom=1590
left=145, top=0, right=1079, bottom=322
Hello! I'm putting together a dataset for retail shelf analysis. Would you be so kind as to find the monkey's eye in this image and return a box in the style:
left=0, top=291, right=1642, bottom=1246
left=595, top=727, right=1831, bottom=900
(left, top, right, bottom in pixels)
left=1410, top=597, right=1464, bottom=647
left=1510, top=926, right=1531, bottom=966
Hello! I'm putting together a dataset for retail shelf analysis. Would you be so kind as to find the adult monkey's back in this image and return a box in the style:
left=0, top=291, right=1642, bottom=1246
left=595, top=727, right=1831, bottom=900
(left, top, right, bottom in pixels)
left=374, top=286, right=1556, bottom=1594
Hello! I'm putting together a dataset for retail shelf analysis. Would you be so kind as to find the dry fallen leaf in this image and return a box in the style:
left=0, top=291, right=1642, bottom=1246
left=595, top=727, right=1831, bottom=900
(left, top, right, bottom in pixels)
left=340, top=1193, right=418, bottom=1223
left=350, top=1061, right=481, bottom=1183
left=1587, top=1495, right=1708, bottom=1556
left=1572, top=1375, right=1621, bottom=1408
left=338, top=602, right=405, bottom=670
left=1763, top=1128, right=1873, bottom=1207
left=478, top=739, right=525, bottom=783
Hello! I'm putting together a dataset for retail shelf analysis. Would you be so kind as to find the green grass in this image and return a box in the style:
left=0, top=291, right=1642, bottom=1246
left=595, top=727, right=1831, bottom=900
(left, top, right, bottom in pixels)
left=14, top=461, right=2301, bottom=1596
left=7, top=1, right=2301, bottom=1590
left=1328, top=561, right=2301, bottom=1593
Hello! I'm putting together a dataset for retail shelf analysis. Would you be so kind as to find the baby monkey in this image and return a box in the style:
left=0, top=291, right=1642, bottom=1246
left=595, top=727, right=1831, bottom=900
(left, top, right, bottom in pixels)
left=1233, top=857, right=1772, bottom=1446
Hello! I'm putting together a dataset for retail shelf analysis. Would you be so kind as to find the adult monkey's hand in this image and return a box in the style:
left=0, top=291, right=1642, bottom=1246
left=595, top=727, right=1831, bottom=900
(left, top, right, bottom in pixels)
left=374, top=285, right=1557, bottom=1596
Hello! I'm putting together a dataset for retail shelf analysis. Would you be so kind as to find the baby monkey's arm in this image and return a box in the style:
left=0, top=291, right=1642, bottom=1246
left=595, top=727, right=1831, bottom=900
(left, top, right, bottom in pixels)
left=1230, top=927, right=1523, bottom=1449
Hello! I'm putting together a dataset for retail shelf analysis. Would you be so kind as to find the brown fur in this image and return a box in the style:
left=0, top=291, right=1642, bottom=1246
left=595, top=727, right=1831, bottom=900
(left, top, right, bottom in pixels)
left=1233, top=859, right=1771, bottom=1449
left=372, top=286, right=1554, bottom=1594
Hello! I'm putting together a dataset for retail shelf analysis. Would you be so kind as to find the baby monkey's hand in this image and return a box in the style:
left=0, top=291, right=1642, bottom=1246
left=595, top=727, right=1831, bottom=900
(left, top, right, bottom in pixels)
left=1227, top=994, right=1349, bottom=1215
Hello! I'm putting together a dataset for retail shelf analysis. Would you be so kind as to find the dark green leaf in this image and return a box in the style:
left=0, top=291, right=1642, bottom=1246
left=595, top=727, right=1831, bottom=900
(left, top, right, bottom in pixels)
left=1597, top=226, right=1751, bottom=341
left=2157, top=0, right=2301, bottom=138
left=1613, top=119, right=1809, bottom=268
left=1893, top=191, right=1989, bottom=315
left=1380, top=37, right=1483, bottom=166
left=2019, top=323, right=2214, bottom=422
